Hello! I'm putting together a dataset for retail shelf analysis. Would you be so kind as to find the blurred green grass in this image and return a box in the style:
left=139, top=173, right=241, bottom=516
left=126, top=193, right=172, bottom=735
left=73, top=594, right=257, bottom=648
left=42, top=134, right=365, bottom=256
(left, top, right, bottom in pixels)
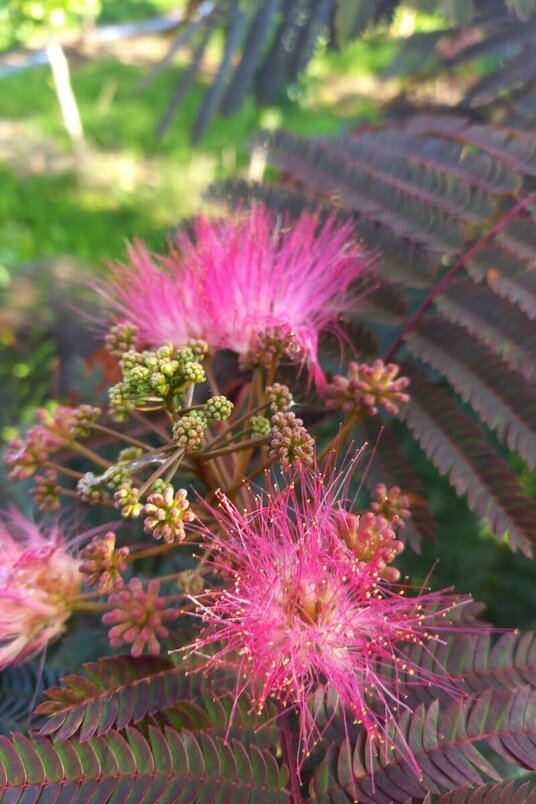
left=0, top=42, right=387, bottom=273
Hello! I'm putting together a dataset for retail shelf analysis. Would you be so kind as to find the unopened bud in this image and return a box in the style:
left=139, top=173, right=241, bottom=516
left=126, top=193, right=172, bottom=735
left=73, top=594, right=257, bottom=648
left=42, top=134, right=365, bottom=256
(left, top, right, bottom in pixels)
left=142, top=484, right=195, bottom=543
left=79, top=531, right=129, bottom=592
left=269, top=411, right=314, bottom=471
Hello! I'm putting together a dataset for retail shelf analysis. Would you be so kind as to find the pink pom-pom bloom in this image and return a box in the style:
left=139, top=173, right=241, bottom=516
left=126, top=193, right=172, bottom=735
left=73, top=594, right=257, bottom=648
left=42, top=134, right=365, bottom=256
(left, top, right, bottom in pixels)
left=182, top=461, right=482, bottom=771
left=103, top=578, right=178, bottom=656
left=103, top=205, right=366, bottom=383
left=0, top=514, right=82, bottom=669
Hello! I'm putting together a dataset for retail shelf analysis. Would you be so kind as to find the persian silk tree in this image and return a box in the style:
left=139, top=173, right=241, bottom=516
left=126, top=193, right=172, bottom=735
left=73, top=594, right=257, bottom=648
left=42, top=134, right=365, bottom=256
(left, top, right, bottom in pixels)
left=1, top=205, right=535, bottom=803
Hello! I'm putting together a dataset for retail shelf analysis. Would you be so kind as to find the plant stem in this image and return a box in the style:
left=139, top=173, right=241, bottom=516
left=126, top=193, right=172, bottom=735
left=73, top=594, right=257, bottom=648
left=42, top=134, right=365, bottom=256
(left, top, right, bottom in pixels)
left=132, top=411, right=171, bottom=442
left=91, top=423, right=153, bottom=451
left=164, top=453, right=184, bottom=483
left=45, top=461, right=83, bottom=480
left=183, top=384, right=195, bottom=410
left=208, top=403, right=268, bottom=450
left=58, top=487, right=82, bottom=498
left=150, top=572, right=185, bottom=586
left=161, top=594, right=187, bottom=605
left=69, top=441, right=111, bottom=469
left=224, top=456, right=275, bottom=498
left=74, top=589, right=107, bottom=600
left=384, top=190, right=536, bottom=362
left=234, top=370, right=265, bottom=479
left=72, top=600, right=110, bottom=613
left=278, top=710, right=302, bottom=804
left=266, top=354, right=279, bottom=388
left=206, top=452, right=231, bottom=489
left=127, top=541, right=181, bottom=562
left=138, top=450, right=183, bottom=497
left=181, top=404, right=205, bottom=414
left=200, top=436, right=270, bottom=461
left=317, top=411, right=360, bottom=465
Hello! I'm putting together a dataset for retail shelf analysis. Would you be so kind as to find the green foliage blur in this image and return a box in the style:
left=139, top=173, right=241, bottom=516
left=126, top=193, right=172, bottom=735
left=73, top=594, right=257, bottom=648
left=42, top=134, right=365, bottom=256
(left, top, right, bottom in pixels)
left=0, top=0, right=184, bottom=47
left=0, top=0, right=99, bottom=48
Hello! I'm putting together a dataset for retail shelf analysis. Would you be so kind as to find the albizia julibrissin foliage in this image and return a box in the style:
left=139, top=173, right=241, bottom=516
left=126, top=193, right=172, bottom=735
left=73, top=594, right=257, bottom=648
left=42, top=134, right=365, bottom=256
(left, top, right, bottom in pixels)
left=2, top=204, right=535, bottom=801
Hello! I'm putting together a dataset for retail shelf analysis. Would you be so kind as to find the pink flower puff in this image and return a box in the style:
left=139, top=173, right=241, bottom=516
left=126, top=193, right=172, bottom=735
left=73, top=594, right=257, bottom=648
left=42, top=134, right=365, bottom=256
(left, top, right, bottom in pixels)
left=0, top=513, right=81, bottom=669
left=182, top=461, right=483, bottom=771
left=103, top=205, right=366, bottom=384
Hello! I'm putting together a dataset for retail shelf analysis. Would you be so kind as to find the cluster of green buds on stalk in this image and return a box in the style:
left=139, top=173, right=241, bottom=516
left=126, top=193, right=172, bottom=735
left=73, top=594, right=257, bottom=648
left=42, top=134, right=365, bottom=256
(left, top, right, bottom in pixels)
left=109, top=341, right=208, bottom=419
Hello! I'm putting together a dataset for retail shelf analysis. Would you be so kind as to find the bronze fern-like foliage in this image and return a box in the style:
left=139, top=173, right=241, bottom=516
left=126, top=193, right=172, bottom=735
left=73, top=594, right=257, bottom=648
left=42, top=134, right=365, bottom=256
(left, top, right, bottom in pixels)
left=6, top=633, right=533, bottom=802
left=309, top=686, right=536, bottom=802
left=0, top=727, right=290, bottom=802
left=211, top=114, right=536, bottom=554
left=388, top=3, right=536, bottom=124
left=432, top=780, right=536, bottom=803
left=387, top=629, right=536, bottom=706
left=150, top=1, right=536, bottom=138
left=33, top=654, right=279, bottom=747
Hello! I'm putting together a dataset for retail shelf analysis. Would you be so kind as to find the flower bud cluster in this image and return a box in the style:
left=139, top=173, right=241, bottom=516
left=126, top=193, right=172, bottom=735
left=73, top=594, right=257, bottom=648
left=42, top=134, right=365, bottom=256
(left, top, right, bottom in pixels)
left=371, top=484, right=410, bottom=528
left=105, top=321, right=139, bottom=355
left=172, top=412, right=207, bottom=451
left=31, top=470, right=61, bottom=512
left=241, top=325, right=299, bottom=370
left=103, top=578, right=178, bottom=656
left=251, top=415, right=271, bottom=437
left=113, top=484, right=142, bottom=519
left=77, top=472, right=110, bottom=505
left=76, top=460, right=136, bottom=506
left=151, top=478, right=168, bottom=494
left=266, top=383, right=293, bottom=413
left=204, top=395, right=233, bottom=422
left=186, top=339, right=209, bottom=360
left=323, top=360, right=410, bottom=416
left=6, top=405, right=101, bottom=480
left=79, top=532, right=129, bottom=593
left=142, top=484, right=195, bottom=543
left=117, top=446, right=143, bottom=464
left=37, top=404, right=101, bottom=440
left=269, top=411, right=314, bottom=471
left=178, top=569, right=204, bottom=595
left=108, top=385, right=136, bottom=422
left=102, top=464, right=131, bottom=490
left=334, top=508, right=404, bottom=582
left=6, top=427, right=59, bottom=480
left=109, top=343, right=207, bottom=417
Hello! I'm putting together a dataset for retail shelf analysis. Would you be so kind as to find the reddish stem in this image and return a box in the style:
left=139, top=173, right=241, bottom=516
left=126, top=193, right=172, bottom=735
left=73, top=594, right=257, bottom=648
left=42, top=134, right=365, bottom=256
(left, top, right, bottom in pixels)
left=279, top=710, right=302, bottom=804
left=383, top=190, right=536, bottom=362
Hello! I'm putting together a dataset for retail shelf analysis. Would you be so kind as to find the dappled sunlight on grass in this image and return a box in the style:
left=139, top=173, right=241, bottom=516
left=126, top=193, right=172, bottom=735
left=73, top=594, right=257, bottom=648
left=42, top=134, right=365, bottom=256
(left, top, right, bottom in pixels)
left=0, top=29, right=392, bottom=271
left=0, top=51, right=380, bottom=274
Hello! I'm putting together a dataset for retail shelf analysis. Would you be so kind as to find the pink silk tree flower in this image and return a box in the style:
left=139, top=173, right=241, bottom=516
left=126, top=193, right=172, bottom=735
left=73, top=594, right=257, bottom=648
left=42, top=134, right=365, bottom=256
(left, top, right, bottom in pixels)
left=0, top=513, right=82, bottom=669
left=181, top=463, right=482, bottom=773
left=103, top=205, right=366, bottom=384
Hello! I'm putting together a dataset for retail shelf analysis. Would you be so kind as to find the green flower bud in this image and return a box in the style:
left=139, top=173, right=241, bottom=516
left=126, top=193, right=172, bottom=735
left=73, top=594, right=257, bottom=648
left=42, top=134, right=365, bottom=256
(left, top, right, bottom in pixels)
left=205, top=395, right=233, bottom=422
left=173, top=414, right=207, bottom=451
left=251, top=415, right=271, bottom=437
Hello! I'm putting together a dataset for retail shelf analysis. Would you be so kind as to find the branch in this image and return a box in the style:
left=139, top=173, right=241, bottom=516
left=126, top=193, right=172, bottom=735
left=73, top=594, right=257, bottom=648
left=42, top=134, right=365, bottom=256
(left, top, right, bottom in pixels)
left=384, top=190, right=536, bottom=362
